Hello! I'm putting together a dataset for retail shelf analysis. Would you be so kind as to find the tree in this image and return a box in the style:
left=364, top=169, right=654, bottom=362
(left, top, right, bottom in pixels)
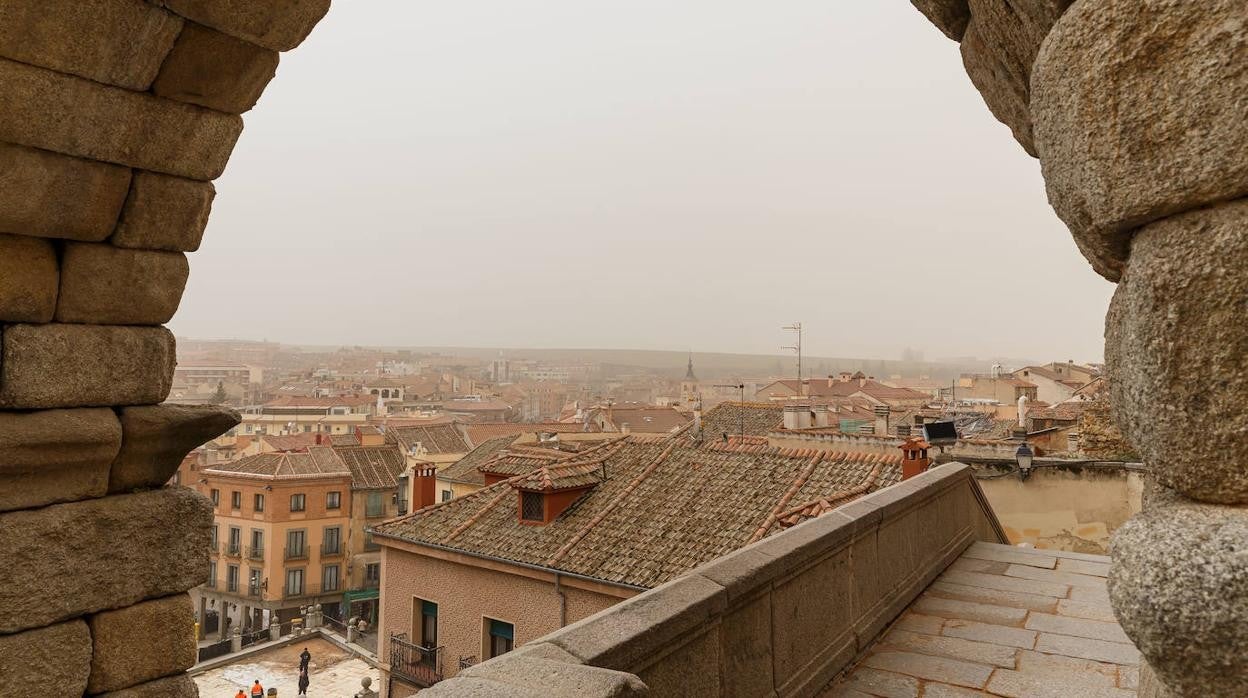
left=211, top=381, right=227, bottom=405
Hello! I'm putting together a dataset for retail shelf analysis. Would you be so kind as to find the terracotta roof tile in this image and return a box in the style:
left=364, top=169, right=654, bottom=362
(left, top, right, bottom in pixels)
left=386, top=424, right=471, bottom=455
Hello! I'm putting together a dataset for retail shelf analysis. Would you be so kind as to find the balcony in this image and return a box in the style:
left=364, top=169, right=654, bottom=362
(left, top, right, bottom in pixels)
left=224, top=542, right=242, bottom=558
left=284, top=546, right=308, bottom=561
left=207, top=542, right=220, bottom=556
left=205, top=577, right=217, bottom=589
left=389, top=633, right=443, bottom=688
left=282, top=582, right=338, bottom=600
left=321, top=541, right=343, bottom=557
left=246, top=546, right=264, bottom=561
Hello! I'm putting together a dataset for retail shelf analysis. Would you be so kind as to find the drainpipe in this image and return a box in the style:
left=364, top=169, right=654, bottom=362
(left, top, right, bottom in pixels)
left=555, top=573, right=567, bottom=627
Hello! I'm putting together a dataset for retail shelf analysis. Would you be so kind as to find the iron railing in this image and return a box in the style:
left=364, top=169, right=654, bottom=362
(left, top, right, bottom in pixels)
left=247, top=546, right=265, bottom=561
left=225, top=542, right=242, bottom=557
left=389, top=633, right=443, bottom=687
left=322, top=540, right=343, bottom=556
left=285, top=545, right=308, bottom=561
left=283, top=582, right=324, bottom=599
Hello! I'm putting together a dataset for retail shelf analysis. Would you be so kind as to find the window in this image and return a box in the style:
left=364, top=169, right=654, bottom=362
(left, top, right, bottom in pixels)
left=419, top=599, right=438, bottom=648
left=286, top=568, right=304, bottom=596
left=227, top=564, right=239, bottom=593
left=228, top=527, right=241, bottom=555
left=254, top=493, right=265, bottom=512
left=323, top=526, right=341, bottom=555
left=322, top=564, right=340, bottom=592
left=364, top=531, right=379, bottom=552
left=441, top=490, right=453, bottom=502
left=250, top=529, right=264, bottom=558
left=248, top=568, right=262, bottom=596
left=230, top=491, right=241, bottom=509
left=290, top=493, right=306, bottom=512
left=366, top=491, right=384, bottom=517
left=486, top=618, right=514, bottom=659
left=208, top=560, right=217, bottom=588
left=210, top=525, right=219, bottom=550
left=210, top=489, right=220, bottom=507
left=286, top=529, right=306, bottom=559
left=521, top=492, right=544, bottom=522
left=326, top=491, right=341, bottom=510
left=365, top=563, right=381, bottom=586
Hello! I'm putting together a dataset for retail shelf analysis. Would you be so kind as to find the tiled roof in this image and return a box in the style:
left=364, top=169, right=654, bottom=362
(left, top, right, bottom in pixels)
left=512, top=461, right=606, bottom=491
left=205, top=446, right=349, bottom=480
left=604, top=407, right=691, bottom=433
left=442, top=399, right=514, bottom=412
left=387, top=424, right=471, bottom=455
left=700, top=401, right=785, bottom=437
left=464, top=422, right=593, bottom=446
left=328, top=433, right=360, bottom=447
left=260, top=433, right=318, bottom=452
left=760, top=378, right=931, bottom=402
left=438, top=436, right=520, bottom=486
left=262, top=395, right=375, bottom=408
left=333, top=444, right=405, bottom=490
left=374, top=437, right=901, bottom=589
left=1028, top=402, right=1086, bottom=422
left=479, top=439, right=627, bottom=478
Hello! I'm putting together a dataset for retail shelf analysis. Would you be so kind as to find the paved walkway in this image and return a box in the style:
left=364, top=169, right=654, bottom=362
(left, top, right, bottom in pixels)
left=193, top=637, right=380, bottom=698
left=826, top=542, right=1139, bottom=697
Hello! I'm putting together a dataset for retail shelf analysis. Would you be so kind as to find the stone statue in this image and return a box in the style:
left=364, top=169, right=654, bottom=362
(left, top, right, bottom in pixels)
left=354, top=677, right=378, bottom=698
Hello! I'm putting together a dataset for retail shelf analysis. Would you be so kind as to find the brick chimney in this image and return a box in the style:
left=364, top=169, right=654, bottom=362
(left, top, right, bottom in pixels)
left=413, top=464, right=437, bottom=510
left=899, top=436, right=931, bottom=480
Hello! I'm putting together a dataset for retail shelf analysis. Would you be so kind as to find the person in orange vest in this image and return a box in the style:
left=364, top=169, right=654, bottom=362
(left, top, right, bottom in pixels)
left=250, top=680, right=264, bottom=698
left=235, top=690, right=246, bottom=698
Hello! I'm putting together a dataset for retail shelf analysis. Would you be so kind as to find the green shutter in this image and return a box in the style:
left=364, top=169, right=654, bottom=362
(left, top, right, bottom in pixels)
left=422, top=600, right=438, bottom=617
left=489, top=619, right=513, bottom=640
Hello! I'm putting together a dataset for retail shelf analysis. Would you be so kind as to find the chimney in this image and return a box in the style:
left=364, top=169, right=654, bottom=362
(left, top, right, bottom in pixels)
left=827, top=375, right=835, bottom=388
left=812, top=404, right=830, bottom=428
left=413, top=464, right=437, bottom=510
left=315, top=433, right=322, bottom=445
left=873, top=405, right=890, bottom=436
left=783, top=404, right=812, bottom=430
left=899, top=437, right=931, bottom=480
left=620, top=422, right=631, bottom=435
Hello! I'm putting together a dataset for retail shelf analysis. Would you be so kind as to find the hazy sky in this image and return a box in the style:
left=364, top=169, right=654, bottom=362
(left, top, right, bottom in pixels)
left=170, top=1, right=1115, bottom=363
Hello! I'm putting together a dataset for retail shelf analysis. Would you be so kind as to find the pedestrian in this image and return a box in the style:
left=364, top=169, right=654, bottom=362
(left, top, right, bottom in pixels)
left=297, top=669, right=310, bottom=697
left=299, top=646, right=311, bottom=671
left=250, top=680, right=264, bottom=698
left=235, top=690, right=246, bottom=698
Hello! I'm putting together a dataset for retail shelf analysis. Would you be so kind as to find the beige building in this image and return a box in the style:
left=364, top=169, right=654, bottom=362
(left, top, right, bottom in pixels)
left=239, top=395, right=377, bottom=437
left=371, top=436, right=905, bottom=694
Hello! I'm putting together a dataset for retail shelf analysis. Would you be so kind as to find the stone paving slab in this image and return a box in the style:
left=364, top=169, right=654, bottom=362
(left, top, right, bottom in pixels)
left=824, top=543, right=1140, bottom=697
left=192, top=637, right=379, bottom=697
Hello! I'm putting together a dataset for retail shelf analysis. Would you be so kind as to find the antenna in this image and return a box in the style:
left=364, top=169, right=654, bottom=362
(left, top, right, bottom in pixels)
left=781, top=322, right=803, bottom=396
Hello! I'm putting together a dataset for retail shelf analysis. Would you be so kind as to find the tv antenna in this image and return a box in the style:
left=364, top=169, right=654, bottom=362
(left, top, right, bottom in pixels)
left=782, top=322, right=803, bottom=396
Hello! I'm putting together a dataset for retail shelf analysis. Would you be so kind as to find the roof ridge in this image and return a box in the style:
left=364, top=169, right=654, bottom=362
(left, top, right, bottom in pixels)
left=545, top=441, right=676, bottom=567
left=748, top=450, right=828, bottom=544
left=776, top=456, right=887, bottom=523
left=442, top=484, right=514, bottom=544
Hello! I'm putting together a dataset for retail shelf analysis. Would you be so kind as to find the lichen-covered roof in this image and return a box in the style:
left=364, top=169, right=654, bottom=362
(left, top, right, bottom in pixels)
left=374, top=437, right=901, bottom=588
left=205, top=446, right=348, bottom=480
left=334, top=444, right=405, bottom=490
left=386, top=423, right=471, bottom=455
left=438, top=436, right=520, bottom=486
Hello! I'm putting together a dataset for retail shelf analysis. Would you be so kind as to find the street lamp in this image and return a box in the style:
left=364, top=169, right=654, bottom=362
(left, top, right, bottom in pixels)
left=1015, top=442, right=1035, bottom=481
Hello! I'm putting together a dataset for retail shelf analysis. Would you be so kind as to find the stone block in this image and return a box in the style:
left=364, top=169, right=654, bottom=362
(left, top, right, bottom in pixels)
left=986, top=669, right=1134, bottom=698
left=0, top=407, right=121, bottom=512
left=0, top=57, right=242, bottom=181
left=0, top=620, right=91, bottom=694
left=835, top=667, right=920, bottom=697
left=909, top=0, right=970, bottom=41
left=547, top=573, right=726, bottom=672
left=959, top=0, right=1074, bottom=158
left=88, top=594, right=198, bottom=693
left=927, top=581, right=1058, bottom=613
left=56, top=243, right=189, bottom=325
left=938, top=569, right=1068, bottom=598
left=1106, top=199, right=1248, bottom=503
left=156, top=0, right=331, bottom=51
left=1033, top=633, right=1139, bottom=666
left=770, top=548, right=854, bottom=691
left=153, top=22, right=280, bottom=114
left=943, top=619, right=1036, bottom=649
left=0, top=324, right=176, bottom=409
left=1015, top=649, right=1119, bottom=686
left=111, top=404, right=239, bottom=493
left=456, top=643, right=646, bottom=697
left=1031, top=0, right=1248, bottom=282
left=1025, top=612, right=1131, bottom=644
left=881, top=629, right=1017, bottom=667
left=719, top=593, right=773, bottom=698
left=0, top=141, right=132, bottom=242
left=861, top=650, right=992, bottom=689
left=0, top=0, right=182, bottom=90
left=912, top=595, right=1027, bottom=626
left=635, top=627, right=720, bottom=697
left=0, top=233, right=57, bottom=322
left=112, top=171, right=215, bottom=252
left=1109, top=497, right=1248, bottom=693
left=1003, top=564, right=1104, bottom=590
left=963, top=541, right=1056, bottom=569
left=97, top=674, right=199, bottom=698
left=0, top=487, right=211, bottom=634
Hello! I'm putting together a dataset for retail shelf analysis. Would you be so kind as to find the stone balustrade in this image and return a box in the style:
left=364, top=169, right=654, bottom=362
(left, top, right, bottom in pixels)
left=420, top=463, right=1007, bottom=696
left=0, top=1, right=330, bottom=693
left=910, top=1, right=1248, bottom=695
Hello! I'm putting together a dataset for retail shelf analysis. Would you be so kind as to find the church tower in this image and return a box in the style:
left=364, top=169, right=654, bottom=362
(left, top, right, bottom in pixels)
left=680, top=353, right=700, bottom=407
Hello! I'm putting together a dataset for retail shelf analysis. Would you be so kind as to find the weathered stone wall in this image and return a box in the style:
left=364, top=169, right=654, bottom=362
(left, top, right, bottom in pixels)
left=0, top=1, right=329, bottom=693
left=909, top=1, right=1248, bottom=695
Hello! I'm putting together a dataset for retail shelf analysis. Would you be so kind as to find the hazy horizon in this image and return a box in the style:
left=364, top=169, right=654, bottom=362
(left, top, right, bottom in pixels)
left=170, top=1, right=1115, bottom=361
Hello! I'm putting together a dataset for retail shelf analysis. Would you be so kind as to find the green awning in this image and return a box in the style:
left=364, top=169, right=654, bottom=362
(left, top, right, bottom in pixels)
left=343, top=588, right=379, bottom=604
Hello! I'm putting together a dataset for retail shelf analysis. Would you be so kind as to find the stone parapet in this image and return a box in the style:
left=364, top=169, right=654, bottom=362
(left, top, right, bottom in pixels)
left=421, top=464, right=1006, bottom=696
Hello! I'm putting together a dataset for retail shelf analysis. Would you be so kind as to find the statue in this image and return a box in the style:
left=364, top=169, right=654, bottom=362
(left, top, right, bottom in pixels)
left=354, top=677, right=379, bottom=698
